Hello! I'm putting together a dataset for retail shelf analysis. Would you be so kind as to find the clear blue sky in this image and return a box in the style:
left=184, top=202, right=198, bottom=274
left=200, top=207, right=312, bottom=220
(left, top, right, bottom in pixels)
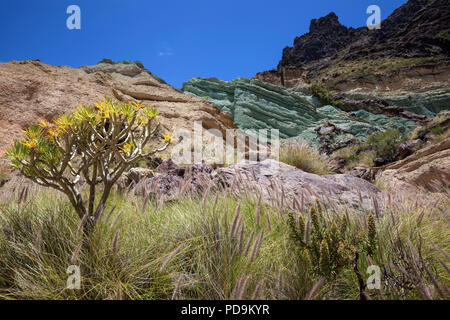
left=0, top=0, right=406, bottom=88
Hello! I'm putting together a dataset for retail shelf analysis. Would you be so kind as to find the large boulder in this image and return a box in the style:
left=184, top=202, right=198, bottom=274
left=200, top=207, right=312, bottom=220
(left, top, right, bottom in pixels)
left=129, top=158, right=382, bottom=211
left=216, top=159, right=381, bottom=211
left=144, top=162, right=215, bottom=201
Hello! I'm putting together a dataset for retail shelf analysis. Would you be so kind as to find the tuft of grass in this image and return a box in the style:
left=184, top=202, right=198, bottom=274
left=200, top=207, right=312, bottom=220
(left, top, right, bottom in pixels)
left=0, top=175, right=448, bottom=300
left=279, top=139, right=332, bottom=175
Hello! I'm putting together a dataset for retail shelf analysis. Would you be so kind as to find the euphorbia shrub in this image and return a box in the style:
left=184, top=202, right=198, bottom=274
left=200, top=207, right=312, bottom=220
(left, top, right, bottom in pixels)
left=7, top=97, right=172, bottom=232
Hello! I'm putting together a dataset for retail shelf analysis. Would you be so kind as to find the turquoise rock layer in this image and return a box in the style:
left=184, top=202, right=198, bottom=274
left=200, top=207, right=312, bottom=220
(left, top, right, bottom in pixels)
left=182, top=77, right=417, bottom=145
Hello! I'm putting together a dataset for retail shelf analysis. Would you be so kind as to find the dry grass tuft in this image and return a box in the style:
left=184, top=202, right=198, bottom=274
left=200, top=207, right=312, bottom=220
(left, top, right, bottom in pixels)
left=279, top=139, right=331, bottom=175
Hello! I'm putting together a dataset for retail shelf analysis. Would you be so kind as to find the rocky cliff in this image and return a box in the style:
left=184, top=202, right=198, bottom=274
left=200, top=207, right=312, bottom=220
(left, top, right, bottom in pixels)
left=182, top=77, right=416, bottom=152
left=0, top=60, right=235, bottom=157
left=255, top=0, right=450, bottom=114
left=279, top=0, right=450, bottom=69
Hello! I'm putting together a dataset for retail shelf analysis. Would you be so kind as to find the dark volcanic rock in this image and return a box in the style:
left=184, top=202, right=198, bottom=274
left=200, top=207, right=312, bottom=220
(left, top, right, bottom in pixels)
left=280, top=12, right=361, bottom=68
left=279, top=0, right=450, bottom=69
left=348, top=166, right=375, bottom=182
left=398, top=139, right=422, bottom=159
left=145, top=162, right=215, bottom=201
left=314, top=121, right=356, bottom=155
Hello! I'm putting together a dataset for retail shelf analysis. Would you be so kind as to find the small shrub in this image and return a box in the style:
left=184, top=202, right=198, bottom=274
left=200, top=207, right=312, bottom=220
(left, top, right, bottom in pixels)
left=6, top=97, right=172, bottom=237
left=311, top=84, right=345, bottom=108
left=98, top=58, right=114, bottom=64
left=279, top=139, right=331, bottom=175
left=429, top=127, right=444, bottom=135
left=287, top=200, right=376, bottom=279
left=364, top=128, right=404, bottom=161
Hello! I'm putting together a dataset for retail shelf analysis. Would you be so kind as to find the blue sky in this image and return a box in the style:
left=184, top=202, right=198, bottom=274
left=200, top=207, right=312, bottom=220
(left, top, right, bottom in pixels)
left=0, top=0, right=406, bottom=88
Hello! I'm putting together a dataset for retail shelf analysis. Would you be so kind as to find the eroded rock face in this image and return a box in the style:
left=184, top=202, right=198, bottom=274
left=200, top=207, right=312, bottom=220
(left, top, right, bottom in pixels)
left=279, top=0, right=450, bottom=69
left=216, top=159, right=382, bottom=211
left=376, top=137, right=450, bottom=191
left=182, top=77, right=417, bottom=147
left=129, top=158, right=382, bottom=211
left=144, top=162, right=215, bottom=201
left=0, top=60, right=235, bottom=157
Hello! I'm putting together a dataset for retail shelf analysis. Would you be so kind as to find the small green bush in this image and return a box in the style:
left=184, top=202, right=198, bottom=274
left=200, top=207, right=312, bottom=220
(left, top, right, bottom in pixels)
left=429, top=127, right=445, bottom=135
left=311, top=84, right=345, bottom=108
left=365, top=128, right=404, bottom=161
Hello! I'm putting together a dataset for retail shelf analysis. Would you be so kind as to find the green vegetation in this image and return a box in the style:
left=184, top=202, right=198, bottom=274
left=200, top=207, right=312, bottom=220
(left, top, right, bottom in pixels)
left=0, top=181, right=448, bottom=300
left=437, top=30, right=450, bottom=45
left=310, top=84, right=345, bottom=108
left=279, top=138, right=332, bottom=175
left=332, top=128, right=404, bottom=168
left=6, top=97, right=171, bottom=238
left=365, top=128, right=403, bottom=161
left=311, top=56, right=448, bottom=88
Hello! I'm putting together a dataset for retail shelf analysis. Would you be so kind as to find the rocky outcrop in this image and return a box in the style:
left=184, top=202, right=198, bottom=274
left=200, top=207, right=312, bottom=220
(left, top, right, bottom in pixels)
left=216, top=159, right=382, bottom=211
left=182, top=77, right=417, bottom=148
left=253, top=67, right=309, bottom=90
left=376, top=137, right=450, bottom=191
left=280, top=12, right=363, bottom=68
left=134, top=158, right=382, bottom=211
left=253, top=0, right=450, bottom=118
left=0, top=60, right=235, bottom=157
left=279, top=0, right=450, bottom=69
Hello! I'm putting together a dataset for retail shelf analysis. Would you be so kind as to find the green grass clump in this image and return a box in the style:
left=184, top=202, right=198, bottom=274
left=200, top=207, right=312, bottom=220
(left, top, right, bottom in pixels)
left=0, top=178, right=448, bottom=300
left=310, top=84, right=345, bottom=108
left=279, top=139, right=332, bottom=175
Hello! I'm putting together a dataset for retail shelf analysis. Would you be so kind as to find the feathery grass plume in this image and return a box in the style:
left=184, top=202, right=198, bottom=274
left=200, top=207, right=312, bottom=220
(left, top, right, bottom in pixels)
left=110, top=209, right=124, bottom=229
left=76, top=213, right=89, bottom=238
left=172, top=274, right=184, bottom=300
left=305, top=277, right=325, bottom=300
left=238, top=223, right=245, bottom=252
left=255, top=196, right=262, bottom=226
left=237, top=275, right=251, bottom=300
left=244, top=228, right=256, bottom=257
left=112, top=229, right=120, bottom=256
left=70, top=241, right=83, bottom=265
left=249, top=230, right=264, bottom=262
left=34, top=230, right=42, bottom=253
left=230, top=204, right=241, bottom=238
left=159, top=243, right=185, bottom=273
left=250, top=280, right=264, bottom=300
